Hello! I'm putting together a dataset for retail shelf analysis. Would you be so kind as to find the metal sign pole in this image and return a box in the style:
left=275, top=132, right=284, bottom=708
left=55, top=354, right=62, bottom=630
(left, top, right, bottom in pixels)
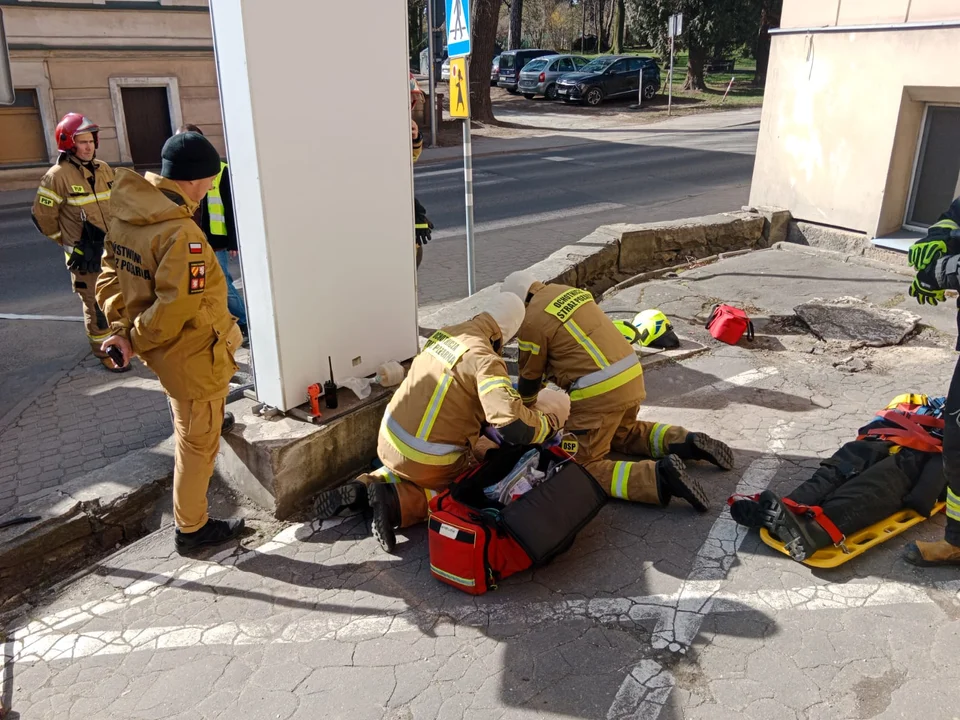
left=426, top=0, right=438, bottom=148
left=668, top=33, right=674, bottom=116
left=462, top=57, right=476, bottom=295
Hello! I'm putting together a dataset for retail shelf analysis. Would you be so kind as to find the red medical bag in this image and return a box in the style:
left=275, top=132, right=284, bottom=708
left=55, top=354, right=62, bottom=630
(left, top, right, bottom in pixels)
left=427, top=445, right=606, bottom=595
left=706, top=304, right=755, bottom=345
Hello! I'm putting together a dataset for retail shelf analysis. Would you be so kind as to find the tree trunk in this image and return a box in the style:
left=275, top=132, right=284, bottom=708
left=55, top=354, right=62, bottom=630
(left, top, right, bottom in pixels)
left=509, top=0, right=523, bottom=49
left=580, top=0, right=586, bottom=51
left=683, top=40, right=707, bottom=91
left=471, top=0, right=502, bottom=123
left=596, top=0, right=604, bottom=51
left=753, top=0, right=781, bottom=87
left=612, top=0, right=626, bottom=54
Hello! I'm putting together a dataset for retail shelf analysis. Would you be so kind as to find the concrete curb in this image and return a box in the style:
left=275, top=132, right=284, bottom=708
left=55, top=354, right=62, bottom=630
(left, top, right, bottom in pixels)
left=0, top=440, right=174, bottom=609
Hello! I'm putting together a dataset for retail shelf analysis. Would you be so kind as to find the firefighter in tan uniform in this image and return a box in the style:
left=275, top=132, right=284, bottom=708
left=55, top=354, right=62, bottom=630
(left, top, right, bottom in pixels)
left=96, top=132, right=245, bottom=554
left=502, top=271, right=735, bottom=513
left=316, top=293, right=568, bottom=552
left=31, top=113, right=125, bottom=372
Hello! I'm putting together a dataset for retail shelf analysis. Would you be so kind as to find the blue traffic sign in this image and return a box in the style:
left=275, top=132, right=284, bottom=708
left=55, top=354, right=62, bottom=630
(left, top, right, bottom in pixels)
left=445, top=0, right=471, bottom=58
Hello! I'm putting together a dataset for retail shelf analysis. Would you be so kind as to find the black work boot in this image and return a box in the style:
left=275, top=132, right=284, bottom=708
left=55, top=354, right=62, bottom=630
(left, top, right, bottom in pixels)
left=656, top=454, right=709, bottom=513
left=729, top=498, right=764, bottom=528
left=368, top=482, right=401, bottom=553
left=758, top=490, right=832, bottom=562
left=221, top=412, right=235, bottom=436
left=175, top=517, right=245, bottom=555
left=669, top=433, right=734, bottom=471
left=315, top=479, right=369, bottom=520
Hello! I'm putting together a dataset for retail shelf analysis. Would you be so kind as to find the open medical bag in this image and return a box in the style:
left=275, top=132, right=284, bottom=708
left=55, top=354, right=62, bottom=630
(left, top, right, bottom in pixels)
left=427, top=444, right=607, bottom=595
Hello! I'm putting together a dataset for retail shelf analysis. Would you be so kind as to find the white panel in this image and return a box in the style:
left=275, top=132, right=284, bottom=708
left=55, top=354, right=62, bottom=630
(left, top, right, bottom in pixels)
left=210, top=0, right=420, bottom=411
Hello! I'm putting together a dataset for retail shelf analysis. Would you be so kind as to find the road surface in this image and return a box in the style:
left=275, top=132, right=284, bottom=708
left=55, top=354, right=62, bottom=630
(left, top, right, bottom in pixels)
left=0, top=123, right=756, bottom=418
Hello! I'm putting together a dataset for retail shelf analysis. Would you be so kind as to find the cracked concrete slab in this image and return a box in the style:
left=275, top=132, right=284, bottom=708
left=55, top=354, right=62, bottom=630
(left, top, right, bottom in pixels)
left=4, top=248, right=960, bottom=719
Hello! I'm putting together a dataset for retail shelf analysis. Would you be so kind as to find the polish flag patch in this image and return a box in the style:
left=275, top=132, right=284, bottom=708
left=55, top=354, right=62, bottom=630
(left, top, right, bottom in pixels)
left=188, top=242, right=203, bottom=254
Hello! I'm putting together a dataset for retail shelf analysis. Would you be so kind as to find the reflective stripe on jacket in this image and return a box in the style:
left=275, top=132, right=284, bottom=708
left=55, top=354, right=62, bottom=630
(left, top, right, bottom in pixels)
left=516, top=282, right=645, bottom=412
left=378, top=313, right=559, bottom=484
left=32, top=155, right=114, bottom=253
left=206, top=162, right=228, bottom=236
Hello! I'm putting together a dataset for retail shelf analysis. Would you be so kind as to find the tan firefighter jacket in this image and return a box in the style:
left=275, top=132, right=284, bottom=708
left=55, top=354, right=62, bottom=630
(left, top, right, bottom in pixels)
left=516, top=282, right=646, bottom=414
left=32, top=154, right=114, bottom=254
left=378, top=313, right=560, bottom=483
left=96, top=169, right=241, bottom=401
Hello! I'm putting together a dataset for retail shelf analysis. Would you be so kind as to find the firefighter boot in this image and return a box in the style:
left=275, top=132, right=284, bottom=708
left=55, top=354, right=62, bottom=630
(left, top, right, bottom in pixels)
left=759, top=490, right=832, bottom=562
left=730, top=497, right=764, bottom=528
left=368, top=481, right=401, bottom=553
left=669, top=433, right=734, bottom=471
left=656, top=455, right=709, bottom=512
left=175, top=517, right=245, bottom=555
left=315, top=478, right=370, bottom=520
left=903, top=539, right=960, bottom=567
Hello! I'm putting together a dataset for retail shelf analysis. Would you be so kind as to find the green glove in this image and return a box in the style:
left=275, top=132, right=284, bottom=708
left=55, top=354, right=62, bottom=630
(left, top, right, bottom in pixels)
left=908, top=240, right=947, bottom=270
left=909, top=277, right=945, bottom=306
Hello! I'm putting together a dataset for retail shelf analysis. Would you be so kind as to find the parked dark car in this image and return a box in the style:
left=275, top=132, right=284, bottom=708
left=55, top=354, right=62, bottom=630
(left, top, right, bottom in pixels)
left=556, top=55, right=661, bottom=106
left=497, top=49, right=557, bottom=93
left=491, top=54, right=501, bottom=87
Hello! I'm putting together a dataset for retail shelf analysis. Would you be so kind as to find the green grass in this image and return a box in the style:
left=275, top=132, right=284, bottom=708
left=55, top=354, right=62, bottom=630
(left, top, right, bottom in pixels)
left=529, top=48, right=764, bottom=108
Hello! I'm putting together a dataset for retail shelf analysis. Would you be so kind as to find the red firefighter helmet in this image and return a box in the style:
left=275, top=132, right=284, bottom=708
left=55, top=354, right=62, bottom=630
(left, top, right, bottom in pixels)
left=55, top=113, right=100, bottom=153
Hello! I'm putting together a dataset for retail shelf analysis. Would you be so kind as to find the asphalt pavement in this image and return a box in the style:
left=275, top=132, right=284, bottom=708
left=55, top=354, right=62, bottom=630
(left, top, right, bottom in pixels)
left=0, top=117, right=757, bottom=421
left=413, top=123, right=757, bottom=306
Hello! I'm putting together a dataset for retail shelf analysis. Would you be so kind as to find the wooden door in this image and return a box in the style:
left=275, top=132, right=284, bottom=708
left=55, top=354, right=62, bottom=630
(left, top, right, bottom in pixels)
left=121, top=87, right=172, bottom=169
left=0, top=89, right=47, bottom=165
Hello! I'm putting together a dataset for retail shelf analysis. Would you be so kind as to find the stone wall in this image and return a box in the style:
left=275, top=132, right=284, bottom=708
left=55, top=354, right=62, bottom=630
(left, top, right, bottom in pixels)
left=422, top=208, right=787, bottom=330
left=787, top=220, right=909, bottom=268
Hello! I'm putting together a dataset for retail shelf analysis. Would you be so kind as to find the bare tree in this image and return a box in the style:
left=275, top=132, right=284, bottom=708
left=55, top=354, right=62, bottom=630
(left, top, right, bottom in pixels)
left=612, top=0, right=626, bottom=52
left=509, top=0, right=525, bottom=48
left=472, top=0, right=503, bottom=122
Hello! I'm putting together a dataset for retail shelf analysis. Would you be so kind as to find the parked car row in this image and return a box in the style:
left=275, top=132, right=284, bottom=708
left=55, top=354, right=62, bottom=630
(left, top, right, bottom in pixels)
left=442, top=50, right=662, bottom=107
left=498, top=50, right=662, bottom=106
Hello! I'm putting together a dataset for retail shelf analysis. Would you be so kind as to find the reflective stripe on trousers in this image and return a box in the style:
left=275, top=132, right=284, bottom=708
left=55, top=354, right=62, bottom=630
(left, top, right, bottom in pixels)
left=948, top=488, right=960, bottom=523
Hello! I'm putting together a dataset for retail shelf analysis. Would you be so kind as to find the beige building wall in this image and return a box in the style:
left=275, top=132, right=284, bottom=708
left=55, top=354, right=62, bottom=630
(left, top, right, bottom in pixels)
left=1, top=1, right=221, bottom=189
left=750, top=0, right=960, bottom=236
left=750, top=4, right=960, bottom=236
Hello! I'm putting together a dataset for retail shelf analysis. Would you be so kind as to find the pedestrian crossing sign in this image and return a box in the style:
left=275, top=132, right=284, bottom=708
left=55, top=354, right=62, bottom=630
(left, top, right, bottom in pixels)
left=449, top=57, right=470, bottom=118
left=445, top=0, right=471, bottom=58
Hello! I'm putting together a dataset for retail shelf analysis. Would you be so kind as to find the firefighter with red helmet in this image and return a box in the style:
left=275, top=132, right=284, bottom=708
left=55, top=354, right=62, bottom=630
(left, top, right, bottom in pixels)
left=32, top=113, right=125, bottom=372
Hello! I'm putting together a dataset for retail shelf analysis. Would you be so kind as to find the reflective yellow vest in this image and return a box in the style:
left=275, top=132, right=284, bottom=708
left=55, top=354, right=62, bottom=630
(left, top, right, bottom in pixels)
left=206, top=161, right=228, bottom=236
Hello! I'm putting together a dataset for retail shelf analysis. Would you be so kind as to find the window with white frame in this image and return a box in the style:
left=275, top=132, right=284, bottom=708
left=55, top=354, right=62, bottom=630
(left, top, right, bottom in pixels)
left=905, top=105, right=960, bottom=229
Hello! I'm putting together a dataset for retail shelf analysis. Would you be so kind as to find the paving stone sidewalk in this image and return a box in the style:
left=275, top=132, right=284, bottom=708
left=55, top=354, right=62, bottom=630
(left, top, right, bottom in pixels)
left=0, top=345, right=253, bottom=519
left=4, top=248, right=960, bottom=719
left=0, top=356, right=171, bottom=517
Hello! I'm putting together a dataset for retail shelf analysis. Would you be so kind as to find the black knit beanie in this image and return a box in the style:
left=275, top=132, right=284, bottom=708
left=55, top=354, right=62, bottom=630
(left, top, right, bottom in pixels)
left=160, top=132, right=222, bottom=181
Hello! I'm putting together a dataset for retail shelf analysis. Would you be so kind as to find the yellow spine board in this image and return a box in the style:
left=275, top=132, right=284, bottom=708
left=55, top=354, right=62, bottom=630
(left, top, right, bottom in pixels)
left=759, top=502, right=946, bottom=568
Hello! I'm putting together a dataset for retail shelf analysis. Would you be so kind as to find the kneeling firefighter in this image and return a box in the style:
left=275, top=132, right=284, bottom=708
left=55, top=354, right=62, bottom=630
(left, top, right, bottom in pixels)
left=315, top=293, right=566, bottom=552
left=903, top=196, right=960, bottom=566
left=501, top=271, right=734, bottom=512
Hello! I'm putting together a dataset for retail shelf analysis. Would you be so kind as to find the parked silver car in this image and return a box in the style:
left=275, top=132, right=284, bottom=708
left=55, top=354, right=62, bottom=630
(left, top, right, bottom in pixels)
left=517, top=54, right=590, bottom=100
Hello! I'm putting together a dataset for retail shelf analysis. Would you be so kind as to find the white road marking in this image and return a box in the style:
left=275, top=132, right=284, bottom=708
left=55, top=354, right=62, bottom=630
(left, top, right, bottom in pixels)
left=543, top=156, right=574, bottom=162
left=8, top=567, right=959, bottom=667
left=413, top=167, right=464, bottom=178
left=0, top=313, right=83, bottom=322
left=607, top=407, right=788, bottom=720
left=432, top=202, right=625, bottom=240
